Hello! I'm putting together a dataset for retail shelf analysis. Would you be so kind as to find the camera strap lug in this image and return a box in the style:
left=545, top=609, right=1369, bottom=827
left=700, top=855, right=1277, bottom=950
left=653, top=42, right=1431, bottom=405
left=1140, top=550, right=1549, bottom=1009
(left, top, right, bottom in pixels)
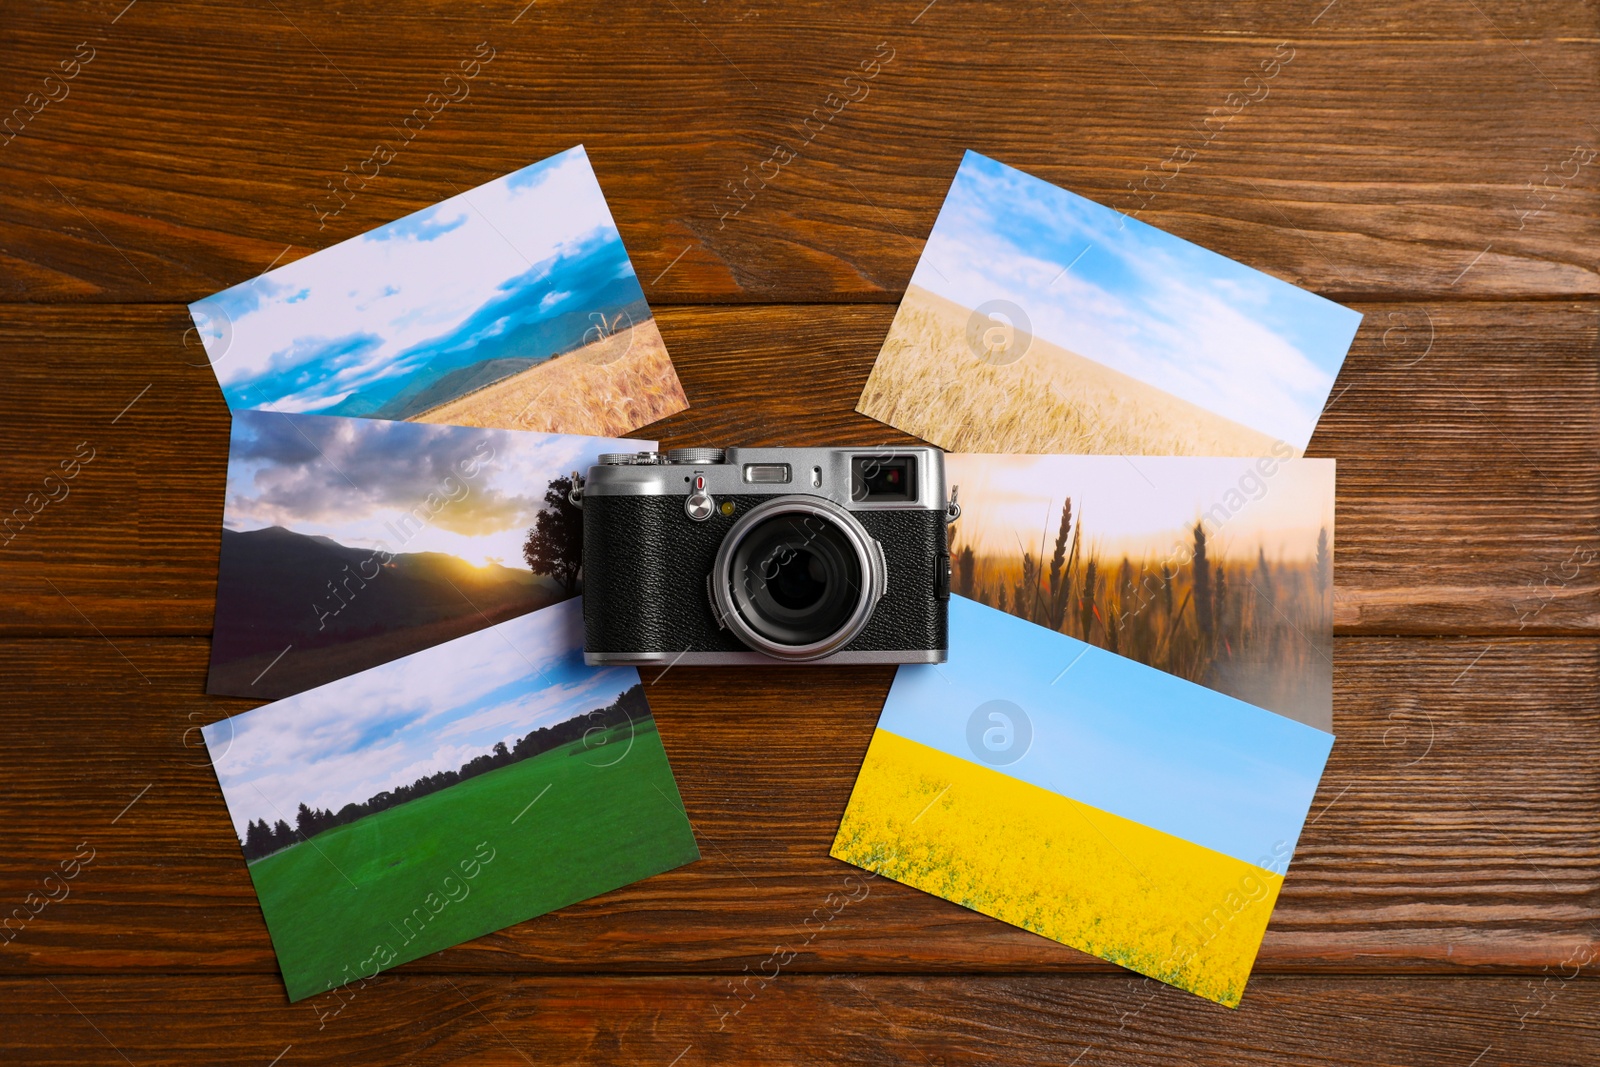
left=568, top=470, right=585, bottom=508
left=945, top=484, right=961, bottom=524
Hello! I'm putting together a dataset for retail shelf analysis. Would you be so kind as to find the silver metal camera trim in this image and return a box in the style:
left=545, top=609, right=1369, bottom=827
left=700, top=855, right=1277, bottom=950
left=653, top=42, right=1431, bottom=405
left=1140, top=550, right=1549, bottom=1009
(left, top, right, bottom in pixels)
left=709, top=496, right=887, bottom=662
left=588, top=649, right=946, bottom=666
left=581, top=446, right=946, bottom=512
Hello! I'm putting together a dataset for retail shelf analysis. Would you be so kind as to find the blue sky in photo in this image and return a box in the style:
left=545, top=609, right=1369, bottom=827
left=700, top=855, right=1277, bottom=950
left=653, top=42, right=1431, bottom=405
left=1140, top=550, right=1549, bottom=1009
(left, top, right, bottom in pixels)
left=877, top=596, right=1334, bottom=868
left=189, top=145, right=653, bottom=421
left=203, top=599, right=640, bottom=837
left=909, top=151, right=1362, bottom=446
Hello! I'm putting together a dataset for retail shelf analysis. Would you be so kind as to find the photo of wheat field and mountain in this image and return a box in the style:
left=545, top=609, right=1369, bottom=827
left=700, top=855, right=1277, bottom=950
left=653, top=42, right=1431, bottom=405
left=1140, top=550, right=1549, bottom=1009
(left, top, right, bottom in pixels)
left=207, top=410, right=635, bottom=699
left=945, top=453, right=1335, bottom=729
left=188, top=145, right=688, bottom=438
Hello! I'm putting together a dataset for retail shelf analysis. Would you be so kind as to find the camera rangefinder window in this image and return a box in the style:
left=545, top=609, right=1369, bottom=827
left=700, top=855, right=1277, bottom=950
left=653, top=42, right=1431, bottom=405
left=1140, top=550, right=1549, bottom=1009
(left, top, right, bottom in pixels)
left=851, top=455, right=917, bottom=502
left=730, top=514, right=863, bottom=646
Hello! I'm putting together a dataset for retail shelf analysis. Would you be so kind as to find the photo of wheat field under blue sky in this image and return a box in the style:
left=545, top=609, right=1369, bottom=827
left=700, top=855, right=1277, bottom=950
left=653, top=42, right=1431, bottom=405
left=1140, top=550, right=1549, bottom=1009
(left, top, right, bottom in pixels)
left=858, top=150, right=1362, bottom=456
left=202, top=599, right=699, bottom=1002
left=189, top=145, right=688, bottom=437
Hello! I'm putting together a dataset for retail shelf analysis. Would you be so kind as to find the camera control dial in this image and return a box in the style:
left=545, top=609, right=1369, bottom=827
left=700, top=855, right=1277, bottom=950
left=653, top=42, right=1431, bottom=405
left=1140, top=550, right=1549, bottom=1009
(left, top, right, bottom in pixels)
left=667, top=447, right=725, bottom=465
left=684, top=474, right=715, bottom=522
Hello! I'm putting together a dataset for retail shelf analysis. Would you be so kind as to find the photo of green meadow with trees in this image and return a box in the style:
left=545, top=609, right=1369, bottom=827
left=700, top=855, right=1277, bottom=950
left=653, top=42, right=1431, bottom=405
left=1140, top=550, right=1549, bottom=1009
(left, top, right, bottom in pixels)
left=203, top=599, right=698, bottom=1001
left=946, top=454, right=1335, bottom=728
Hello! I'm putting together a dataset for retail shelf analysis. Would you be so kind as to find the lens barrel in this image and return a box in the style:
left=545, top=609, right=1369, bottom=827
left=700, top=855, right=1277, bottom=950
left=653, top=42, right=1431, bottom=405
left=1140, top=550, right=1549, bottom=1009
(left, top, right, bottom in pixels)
left=711, top=497, right=884, bottom=660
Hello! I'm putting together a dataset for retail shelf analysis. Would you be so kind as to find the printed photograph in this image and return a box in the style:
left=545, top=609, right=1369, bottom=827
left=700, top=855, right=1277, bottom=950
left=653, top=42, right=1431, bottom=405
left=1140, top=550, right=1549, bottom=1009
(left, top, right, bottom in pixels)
left=208, top=410, right=643, bottom=700
left=857, top=150, right=1362, bottom=455
left=202, top=598, right=700, bottom=1003
left=946, top=453, right=1334, bottom=729
left=189, top=145, right=689, bottom=438
left=831, top=595, right=1334, bottom=1008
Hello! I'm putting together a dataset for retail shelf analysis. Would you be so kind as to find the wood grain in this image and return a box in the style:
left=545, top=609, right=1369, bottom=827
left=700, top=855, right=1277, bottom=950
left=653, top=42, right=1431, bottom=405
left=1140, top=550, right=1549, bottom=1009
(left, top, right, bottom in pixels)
left=3, top=0, right=1598, bottom=1062
left=0, top=635, right=1593, bottom=976
left=2, top=975, right=1596, bottom=1067
left=0, top=2, right=1595, bottom=303
left=0, top=302, right=1593, bottom=636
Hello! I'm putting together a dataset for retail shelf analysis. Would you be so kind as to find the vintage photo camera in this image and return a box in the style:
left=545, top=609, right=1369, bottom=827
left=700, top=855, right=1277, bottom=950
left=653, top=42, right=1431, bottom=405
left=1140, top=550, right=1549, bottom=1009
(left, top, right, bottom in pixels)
left=577, top=447, right=955, bottom=665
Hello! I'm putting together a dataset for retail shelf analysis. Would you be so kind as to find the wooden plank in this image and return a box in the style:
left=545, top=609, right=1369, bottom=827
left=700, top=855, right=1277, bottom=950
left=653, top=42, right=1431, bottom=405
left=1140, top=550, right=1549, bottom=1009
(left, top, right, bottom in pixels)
left=1315, top=301, right=1600, bottom=634
left=0, top=302, right=1594, bottom=636
left=0, top=635, right=1593, bottom=975
left=0, top=975, right=1594, bottom=1066
left=0, top=2, right=1595, bottom=302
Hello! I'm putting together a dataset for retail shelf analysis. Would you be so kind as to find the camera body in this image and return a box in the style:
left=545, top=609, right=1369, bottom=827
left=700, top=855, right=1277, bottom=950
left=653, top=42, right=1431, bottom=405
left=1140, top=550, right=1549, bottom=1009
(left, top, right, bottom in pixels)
left=579, top=447, right=951, bottom=666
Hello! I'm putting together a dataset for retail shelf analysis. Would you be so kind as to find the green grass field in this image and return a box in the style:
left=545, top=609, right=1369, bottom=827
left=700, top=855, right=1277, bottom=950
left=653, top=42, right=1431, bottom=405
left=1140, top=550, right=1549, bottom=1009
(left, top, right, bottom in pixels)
left=246, top=719, right=698, bottom=1001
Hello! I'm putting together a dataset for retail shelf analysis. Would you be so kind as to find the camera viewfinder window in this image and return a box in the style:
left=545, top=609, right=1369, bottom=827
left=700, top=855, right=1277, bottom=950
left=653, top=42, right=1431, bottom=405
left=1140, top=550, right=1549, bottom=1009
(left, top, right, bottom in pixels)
left=852, top=455, right=917, bottom=502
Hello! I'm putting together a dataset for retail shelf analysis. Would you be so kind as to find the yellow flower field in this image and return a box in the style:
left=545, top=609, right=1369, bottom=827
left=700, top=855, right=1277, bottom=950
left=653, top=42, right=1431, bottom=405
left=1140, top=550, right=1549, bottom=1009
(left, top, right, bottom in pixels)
left=830, top=729, right=1284, bottom=1006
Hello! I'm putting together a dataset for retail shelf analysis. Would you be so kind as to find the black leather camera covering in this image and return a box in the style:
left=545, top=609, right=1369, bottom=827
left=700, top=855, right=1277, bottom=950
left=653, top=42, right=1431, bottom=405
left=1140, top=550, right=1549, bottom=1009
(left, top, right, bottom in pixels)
left=582, top=493, right=948, bottom=656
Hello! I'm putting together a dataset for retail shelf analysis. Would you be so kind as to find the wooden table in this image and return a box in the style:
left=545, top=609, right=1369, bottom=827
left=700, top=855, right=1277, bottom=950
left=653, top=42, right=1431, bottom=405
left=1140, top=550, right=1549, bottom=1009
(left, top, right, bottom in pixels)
left=3, top=2, right=1597, bottom=1063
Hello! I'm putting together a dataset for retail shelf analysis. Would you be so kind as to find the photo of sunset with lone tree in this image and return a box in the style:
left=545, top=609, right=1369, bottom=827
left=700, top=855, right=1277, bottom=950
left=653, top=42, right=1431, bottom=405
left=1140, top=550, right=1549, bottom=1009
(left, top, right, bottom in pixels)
left=207, top=410, right=639, bottom=699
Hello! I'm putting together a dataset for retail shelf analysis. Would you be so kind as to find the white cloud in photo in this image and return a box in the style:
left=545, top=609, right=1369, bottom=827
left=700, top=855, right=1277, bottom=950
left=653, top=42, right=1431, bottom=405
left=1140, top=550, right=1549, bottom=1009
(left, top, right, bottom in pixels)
left=191, top=145, right=641, bottom=416
left=222, top=411, right=646, bottom=567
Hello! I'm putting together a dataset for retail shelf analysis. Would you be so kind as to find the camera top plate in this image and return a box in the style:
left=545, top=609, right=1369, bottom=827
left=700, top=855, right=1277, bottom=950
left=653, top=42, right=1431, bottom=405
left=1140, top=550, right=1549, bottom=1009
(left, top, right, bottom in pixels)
left=583, top=446, right=947, bottom=513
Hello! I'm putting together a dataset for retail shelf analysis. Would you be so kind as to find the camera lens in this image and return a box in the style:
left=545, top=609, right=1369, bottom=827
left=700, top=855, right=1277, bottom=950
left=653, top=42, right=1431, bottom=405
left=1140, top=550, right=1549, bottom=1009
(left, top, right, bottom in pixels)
left=713, top=498, right=884, bottom=660
left=731, top=515, right=860, bottom=645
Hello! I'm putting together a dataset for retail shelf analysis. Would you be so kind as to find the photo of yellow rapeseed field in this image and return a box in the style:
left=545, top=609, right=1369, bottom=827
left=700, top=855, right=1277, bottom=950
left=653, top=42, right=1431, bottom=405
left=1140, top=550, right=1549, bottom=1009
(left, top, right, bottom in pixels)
left=831, top=730, right=1281, bottom=1007
left=946, top=453, right=1334, bottom=729
left=831, top=596, right=1334, bottom=1007
left=855, top=151, right=1361, bottom=455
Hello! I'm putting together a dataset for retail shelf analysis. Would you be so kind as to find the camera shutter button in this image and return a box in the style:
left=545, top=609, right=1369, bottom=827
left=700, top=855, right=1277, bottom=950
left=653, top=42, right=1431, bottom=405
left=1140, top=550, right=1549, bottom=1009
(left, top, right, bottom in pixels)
left=685, top=475, right=715, bottom=522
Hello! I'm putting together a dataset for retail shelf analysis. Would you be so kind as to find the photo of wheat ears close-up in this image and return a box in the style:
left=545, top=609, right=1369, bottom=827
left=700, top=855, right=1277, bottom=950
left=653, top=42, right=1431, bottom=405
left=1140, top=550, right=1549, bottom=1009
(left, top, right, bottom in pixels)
left=946, top=454, right=1335, bottom=728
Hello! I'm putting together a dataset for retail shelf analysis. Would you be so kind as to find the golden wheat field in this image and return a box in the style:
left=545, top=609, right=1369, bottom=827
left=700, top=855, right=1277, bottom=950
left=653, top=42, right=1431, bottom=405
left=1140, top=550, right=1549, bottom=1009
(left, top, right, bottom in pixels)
left=413, top=317, right=688, bottom=437
left=951, top=498, right=1333, bottom=726
left=857, top=286, right=1285, bottom=456
left=831, top=729, right=1282, bottom=1007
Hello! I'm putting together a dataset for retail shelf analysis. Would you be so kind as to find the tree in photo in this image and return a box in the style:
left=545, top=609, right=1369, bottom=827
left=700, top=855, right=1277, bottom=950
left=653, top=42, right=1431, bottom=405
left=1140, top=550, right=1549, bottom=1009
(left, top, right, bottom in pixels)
left=238, top=684, right=651, bottom=859
left=243, top=819, right=274, bottom=862
left=523, top=475, right=583, bottom=594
